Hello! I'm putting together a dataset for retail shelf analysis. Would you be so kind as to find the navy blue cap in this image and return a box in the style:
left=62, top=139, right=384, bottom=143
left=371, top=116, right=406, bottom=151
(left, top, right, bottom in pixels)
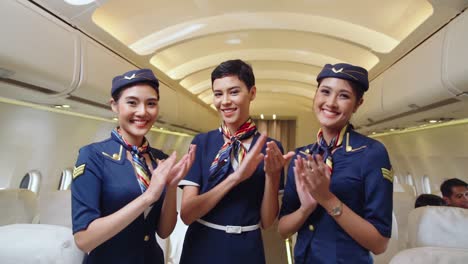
left=316, top=63, right=369, bottom=92
left=111, top=69, right=159, bottom=97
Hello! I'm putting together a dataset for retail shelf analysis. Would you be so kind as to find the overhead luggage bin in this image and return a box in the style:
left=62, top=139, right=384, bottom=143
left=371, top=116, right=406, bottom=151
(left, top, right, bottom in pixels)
left=70, top=33, right=137, bottom=106
left=442, top=9, right=468, bottom=96
left=0, top=0, right=79, bottom=98
left=353, top=10, right=468, bottom=130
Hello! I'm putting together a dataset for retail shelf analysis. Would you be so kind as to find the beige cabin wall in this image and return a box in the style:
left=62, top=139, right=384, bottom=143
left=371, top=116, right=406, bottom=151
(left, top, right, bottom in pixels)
left=0, top=101, right=193, bottom=193
left=374, top=122, right=468, bottom=194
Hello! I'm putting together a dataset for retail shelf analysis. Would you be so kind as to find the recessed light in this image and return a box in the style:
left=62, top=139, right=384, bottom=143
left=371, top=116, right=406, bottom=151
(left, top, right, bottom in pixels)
left=429, top=120, right=438, bottom=123
left=273, top=114, right=277, bottom=120
left=62, top=104, right=70, bottom=108
left=225, top=38, right=241, bottom=45
left=64, top=0, right=95, bottom=5
left=260, top=114, right=264, bottom=119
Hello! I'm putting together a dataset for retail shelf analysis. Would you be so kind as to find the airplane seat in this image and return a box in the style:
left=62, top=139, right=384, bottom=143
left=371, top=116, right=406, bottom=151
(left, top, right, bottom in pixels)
left=389, top=247, right=468, bottom=264
left=392, top=183, right=415, bottom=250
left=0, top=224, right=84, bottom=264
left=0, top=189, right=38, bottom=226
left=389, top=206, right=468, bottom=264
left=373, top=212, right=399, bottom=264
left=38, top=190, right=72, bottom=228
left=407, top=206, right=468, bottom=249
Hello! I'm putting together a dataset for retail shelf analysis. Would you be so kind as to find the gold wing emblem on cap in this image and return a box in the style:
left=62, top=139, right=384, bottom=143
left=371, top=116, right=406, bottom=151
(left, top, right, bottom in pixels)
left=332, top=67, right=343, bottom=73
left=124, top=73, right=136, bottom=80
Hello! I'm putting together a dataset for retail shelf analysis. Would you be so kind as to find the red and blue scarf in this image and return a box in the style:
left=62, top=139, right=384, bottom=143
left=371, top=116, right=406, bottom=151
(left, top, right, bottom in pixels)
left=209, top=118, right=257, bottom=181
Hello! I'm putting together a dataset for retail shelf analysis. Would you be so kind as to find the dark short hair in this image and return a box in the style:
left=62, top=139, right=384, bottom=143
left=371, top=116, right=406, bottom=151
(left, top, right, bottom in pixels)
left=211, top=59, right=255, bottom=90
left=440, top=178, right=468, bottom=197
left=415, top=194, right=446, bottom=208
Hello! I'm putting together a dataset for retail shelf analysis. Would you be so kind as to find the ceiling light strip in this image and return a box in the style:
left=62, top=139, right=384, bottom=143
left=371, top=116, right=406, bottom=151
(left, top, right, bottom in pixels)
left=370, top=118, right=468, bottom=138
left=0, top=96, right=193, bottom=137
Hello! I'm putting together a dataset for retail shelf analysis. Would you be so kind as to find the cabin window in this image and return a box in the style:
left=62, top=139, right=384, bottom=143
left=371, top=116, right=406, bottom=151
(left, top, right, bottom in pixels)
left=406, top=174, right=415, bottom=186
left=19, top=170, right=41, bottom=194
left=58, top=169, right=73, bottom=190
left=422, top=175, right=431, bottom=194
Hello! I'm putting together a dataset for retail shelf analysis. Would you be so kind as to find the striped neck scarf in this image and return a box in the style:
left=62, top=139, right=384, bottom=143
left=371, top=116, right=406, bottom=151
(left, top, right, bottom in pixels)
left=311, top=124, right=348, bottom=174
left=209, top=118, right=257, bottom=181
left=111, top=128, right=151, bottom=193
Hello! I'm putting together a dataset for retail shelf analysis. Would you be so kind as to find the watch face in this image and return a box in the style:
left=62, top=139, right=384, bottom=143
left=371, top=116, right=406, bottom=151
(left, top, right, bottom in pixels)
left=330, top=203, right=342, bottom=216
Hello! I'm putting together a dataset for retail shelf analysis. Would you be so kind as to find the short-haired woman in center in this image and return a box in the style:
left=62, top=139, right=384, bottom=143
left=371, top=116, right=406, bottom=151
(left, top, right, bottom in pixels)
left=179, top=59, right=294, bottom=264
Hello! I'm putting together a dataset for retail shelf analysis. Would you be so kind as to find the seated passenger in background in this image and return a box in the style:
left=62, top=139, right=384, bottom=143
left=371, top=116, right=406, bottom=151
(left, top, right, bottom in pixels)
left=414, top=194, right=446, bottom=208
left=179, top=59, right=294, bottom=264
left=71, top=69, right=195, bottom=264
left=440, top=178, right=468, bottom=209
left=278, top=63, right=393, bottom=264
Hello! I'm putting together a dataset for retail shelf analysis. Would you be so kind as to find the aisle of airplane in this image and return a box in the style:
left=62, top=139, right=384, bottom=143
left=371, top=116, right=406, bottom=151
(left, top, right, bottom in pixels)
left=1, top=0, right=468, bottom=263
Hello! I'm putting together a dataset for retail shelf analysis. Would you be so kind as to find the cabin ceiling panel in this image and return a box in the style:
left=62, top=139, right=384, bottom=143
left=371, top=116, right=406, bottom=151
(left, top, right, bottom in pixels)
left=152, top=49, right=347, bottom=80
left=150, top=30, right=379, bottom=75
left=93, top=0, right=432, bottom=54
left=31, top=0, right=468, bottom=124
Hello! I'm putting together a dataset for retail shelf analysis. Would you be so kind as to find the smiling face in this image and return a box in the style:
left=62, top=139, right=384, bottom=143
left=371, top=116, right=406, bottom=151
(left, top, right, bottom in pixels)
left=111, top=84, right=159, bottom=146
left=314, top=77, right=363, bottom=137
left=212, top=75, right=256, bottom=133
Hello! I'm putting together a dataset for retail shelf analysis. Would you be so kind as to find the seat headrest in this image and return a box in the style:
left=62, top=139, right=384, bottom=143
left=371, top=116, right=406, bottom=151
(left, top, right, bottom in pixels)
left=408, top=206, right=468, bottom=249
left=0, top=189, right=38, bottom=225
left=38, top=190, right=72, bottom=228
left=390, top=247, right=468, bottom=264
left=0, top=224, right=84, bottom=264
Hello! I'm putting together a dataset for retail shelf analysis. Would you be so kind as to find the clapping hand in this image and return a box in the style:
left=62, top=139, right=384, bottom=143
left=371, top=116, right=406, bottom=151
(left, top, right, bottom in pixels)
left=229, top=134, right=267, bottom=184
left=264, top=141, right=295, bottom=178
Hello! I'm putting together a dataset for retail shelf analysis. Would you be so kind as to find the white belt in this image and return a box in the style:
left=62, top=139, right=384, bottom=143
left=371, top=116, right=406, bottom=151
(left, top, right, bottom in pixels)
left=196, top=219, right=260, bottom=234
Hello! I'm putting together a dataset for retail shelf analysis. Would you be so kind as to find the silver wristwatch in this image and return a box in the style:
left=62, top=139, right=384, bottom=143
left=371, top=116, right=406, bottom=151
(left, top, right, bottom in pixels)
left=328, top=202, right=343, bottom=217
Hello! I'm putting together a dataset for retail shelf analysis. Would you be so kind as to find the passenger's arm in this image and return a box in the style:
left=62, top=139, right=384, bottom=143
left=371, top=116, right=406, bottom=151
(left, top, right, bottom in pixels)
left=157, top=146, right=196, bottom=238
left=180, top=134, right=267, bottom=225
left=278, top=156, right=317, bottom=238
left=302, top=154, right=390, bottom=254
left=261, top=141, right=295, bottom=229
left=74, top=153, right=177, bottom=253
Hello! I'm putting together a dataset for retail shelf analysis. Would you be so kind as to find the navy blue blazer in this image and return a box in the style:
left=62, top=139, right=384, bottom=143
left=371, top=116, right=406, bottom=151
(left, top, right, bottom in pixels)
left=72, top=134, right=168, bottom=264
left=280, top=128, right=393, bottom=264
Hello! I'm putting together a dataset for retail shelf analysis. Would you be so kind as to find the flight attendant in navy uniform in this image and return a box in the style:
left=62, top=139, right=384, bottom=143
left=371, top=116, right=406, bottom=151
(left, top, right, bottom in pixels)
left=278, top=63, right=393, bottom=263
left=179, top=59, right=294, bottom=264
left=71, top=69, right=195, bottom=264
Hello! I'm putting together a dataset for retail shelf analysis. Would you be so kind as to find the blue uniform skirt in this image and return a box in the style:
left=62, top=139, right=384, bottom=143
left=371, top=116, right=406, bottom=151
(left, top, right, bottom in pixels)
left=180, top=221, right=265, bottom=264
